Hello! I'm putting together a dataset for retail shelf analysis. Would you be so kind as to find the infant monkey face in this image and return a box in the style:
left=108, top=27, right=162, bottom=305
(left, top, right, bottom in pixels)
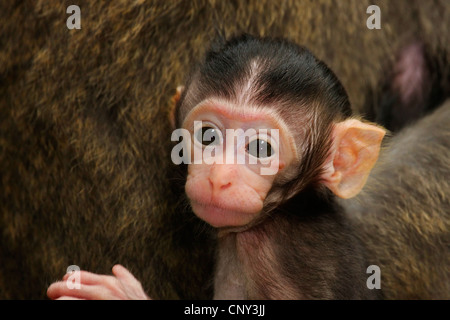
left=182, top=101, right=296, bottom=228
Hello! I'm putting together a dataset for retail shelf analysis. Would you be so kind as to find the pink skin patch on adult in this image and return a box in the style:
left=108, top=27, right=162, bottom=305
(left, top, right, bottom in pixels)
left=393, top=42, right=428, bottom=105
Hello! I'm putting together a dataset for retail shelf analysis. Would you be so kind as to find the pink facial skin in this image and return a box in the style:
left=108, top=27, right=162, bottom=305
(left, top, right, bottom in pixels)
left=186, top=163, right=270, bottom=227
left=182, top=100, right=295, bottom=228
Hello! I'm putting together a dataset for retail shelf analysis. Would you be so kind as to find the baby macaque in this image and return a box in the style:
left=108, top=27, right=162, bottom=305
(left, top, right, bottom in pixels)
left=48, top=34, right=386, bottom=299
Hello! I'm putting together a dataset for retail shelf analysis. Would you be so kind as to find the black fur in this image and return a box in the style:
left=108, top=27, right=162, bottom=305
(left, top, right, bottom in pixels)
left=178, top=34, right=352, bottom=121
left=273, top=189, right=379, bottom=299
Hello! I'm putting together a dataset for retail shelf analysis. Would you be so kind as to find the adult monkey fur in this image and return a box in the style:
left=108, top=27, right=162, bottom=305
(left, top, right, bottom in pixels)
left=342, top=100, right=450, bottom=299
left=344, top=40, right=450, bottom=299
left=0, top=1, right=449, bottom=299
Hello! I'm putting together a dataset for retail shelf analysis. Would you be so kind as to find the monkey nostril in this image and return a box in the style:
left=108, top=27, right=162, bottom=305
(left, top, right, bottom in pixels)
left=209, top=178, right=231, bottom=191
left=220, top=182, right=232, bottom=190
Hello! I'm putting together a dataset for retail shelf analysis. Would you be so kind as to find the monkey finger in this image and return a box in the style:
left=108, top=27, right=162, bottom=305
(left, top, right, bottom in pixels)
left=112, top=265, right=149, bottom=300
left=47, top=281, right=77, bottom=300
left=48, top=281, right=123, bottom=300
left=48, top=281, right=90, bottom=300
left=112, top=265, right=140, bottom=285
left=56, top=296, right=84, bottom=300
left=62, top=270, right=118, bottom=287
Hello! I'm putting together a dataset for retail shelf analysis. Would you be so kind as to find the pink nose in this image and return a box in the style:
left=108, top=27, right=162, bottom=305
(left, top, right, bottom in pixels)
left=209, top=165, right=236, bottom=192
left=209, top=176, right=232, bottom=191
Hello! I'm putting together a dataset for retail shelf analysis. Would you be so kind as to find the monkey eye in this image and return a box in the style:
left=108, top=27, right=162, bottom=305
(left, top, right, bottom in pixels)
left=194, top=126, right=222, bottom=146
left=246, top=139, right=274, bottom=158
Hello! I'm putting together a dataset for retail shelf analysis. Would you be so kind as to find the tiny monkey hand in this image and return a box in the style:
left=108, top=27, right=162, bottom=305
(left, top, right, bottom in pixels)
left=47, top=264, right=150, bottom=300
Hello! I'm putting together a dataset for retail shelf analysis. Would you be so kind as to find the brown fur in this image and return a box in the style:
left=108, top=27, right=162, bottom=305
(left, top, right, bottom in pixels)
left=0, top=1, right=449, bottom=299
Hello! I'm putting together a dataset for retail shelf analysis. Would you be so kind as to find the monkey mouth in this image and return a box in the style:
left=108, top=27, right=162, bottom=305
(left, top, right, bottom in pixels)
left=190, top=199, right=259, bottom=228
left=191, top=199, right=248, bottom=215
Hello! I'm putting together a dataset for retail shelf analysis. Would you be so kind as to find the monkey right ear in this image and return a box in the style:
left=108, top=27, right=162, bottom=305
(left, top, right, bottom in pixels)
left=321, top=119, right=386, bottom=199
left=169, top=86, right=184, bottom=129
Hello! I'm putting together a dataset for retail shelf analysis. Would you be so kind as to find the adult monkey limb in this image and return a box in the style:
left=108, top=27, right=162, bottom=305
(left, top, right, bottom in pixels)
left=342, top=100, right=450, bottom=299
left=48, top=35, right=385, bottom=300
left=347, top=40, right=450, bottom=299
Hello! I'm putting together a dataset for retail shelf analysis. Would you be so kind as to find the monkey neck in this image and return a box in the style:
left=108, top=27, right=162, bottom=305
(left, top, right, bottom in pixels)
left=214, top=189, right=341, bottom=300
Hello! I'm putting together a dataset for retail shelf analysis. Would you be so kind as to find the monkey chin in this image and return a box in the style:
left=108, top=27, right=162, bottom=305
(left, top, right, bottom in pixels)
left=190, top=200, right=261, bottom=228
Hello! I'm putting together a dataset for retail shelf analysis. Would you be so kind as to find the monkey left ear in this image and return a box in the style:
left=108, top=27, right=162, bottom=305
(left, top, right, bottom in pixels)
left=322, top=119, right=386, bottom=199
left=169, top=86, right=184, bottom=129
